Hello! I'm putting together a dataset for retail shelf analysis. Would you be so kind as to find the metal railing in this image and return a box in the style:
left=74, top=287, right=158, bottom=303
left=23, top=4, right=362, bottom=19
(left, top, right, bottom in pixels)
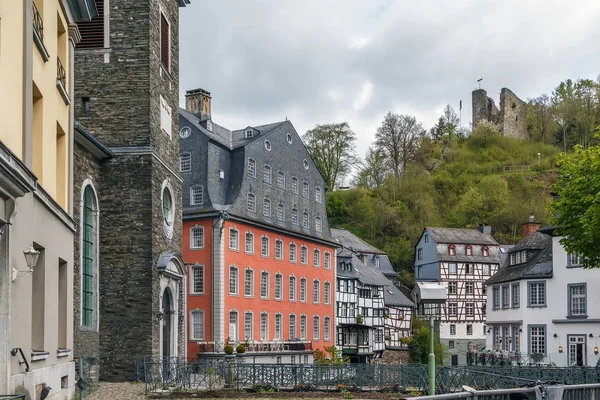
left=32, top=2, right=43, bottom=42
left=0, top=396, right=26, bottom=399
left=196, top=340, right=313, bottom=353
left=408, top=382, right=600, bottom=400
left=56, top=58, right=67, bottom=91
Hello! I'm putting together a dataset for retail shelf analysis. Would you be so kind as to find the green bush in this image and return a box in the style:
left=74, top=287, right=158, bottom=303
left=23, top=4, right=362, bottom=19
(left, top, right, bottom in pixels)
left=224, top=345, right=234, bottom=355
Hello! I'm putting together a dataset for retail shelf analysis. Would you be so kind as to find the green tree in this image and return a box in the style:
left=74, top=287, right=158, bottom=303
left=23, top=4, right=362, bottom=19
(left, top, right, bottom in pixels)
left=550, top=139, right=600, bottom=268
left=441, top=105, right=459, bottom=139
left=353, top=146, right=388, bottom=189
left=407, top=319, right=447, bottom=364
left=303, top=122, right=357, bottom=190
left=526, top=94, right=557, bottom=144
left=375, top=112, right=426, bottom=179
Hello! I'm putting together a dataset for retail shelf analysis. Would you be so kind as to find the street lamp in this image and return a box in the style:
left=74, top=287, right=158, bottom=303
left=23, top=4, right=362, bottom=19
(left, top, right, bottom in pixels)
left=413, top=282, right=446, bottom=396
left=12, top=245, right=41, bottom=281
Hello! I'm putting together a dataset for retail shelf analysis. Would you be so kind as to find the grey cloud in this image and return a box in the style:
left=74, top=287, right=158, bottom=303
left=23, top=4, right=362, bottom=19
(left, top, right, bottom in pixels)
left=179, top=0, right=600, bottom=157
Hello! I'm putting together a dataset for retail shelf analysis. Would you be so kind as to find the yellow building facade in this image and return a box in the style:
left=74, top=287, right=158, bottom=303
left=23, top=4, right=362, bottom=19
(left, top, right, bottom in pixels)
left=0, top=0, right=94, bottom=398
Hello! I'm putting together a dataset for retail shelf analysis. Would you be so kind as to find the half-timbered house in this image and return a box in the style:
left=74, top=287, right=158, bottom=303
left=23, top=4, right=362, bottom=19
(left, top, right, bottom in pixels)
left=332, top=228, right=413, bottom=363
left=414, top=226, right=500, bottom=365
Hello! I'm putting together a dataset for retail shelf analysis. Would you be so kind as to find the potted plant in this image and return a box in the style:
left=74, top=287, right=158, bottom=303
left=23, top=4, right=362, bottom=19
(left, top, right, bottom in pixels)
left=224, top=344, right=234, bottom=355
left=385, top=335, right=391, bottom=341
left=355, top=315, right=363, bottom=324
left=236, top=344, right=246, bottom=354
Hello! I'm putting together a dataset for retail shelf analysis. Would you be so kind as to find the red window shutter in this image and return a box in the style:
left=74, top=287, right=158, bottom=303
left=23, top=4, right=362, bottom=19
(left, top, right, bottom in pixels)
left=77, top=0, right=105, bottom=48
left=160, top=14, right=170, bottom=69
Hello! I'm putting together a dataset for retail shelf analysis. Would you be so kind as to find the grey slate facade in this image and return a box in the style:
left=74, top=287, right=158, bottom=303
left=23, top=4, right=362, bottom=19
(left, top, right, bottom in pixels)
left=73, top=0, right=189, bottom=381
left=180, top=91, right=332, bottom=243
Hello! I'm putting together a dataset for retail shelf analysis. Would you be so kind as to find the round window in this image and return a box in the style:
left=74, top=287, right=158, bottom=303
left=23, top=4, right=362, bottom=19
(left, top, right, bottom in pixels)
left=286, top=133, right=293, bottom=144
left=180, top=126, right=191, bottom=139
left=303, top=159, right=309, bottom=170
left=162, top=187, right=174, bottom=226
left=264, top=140, right=272, bottom=151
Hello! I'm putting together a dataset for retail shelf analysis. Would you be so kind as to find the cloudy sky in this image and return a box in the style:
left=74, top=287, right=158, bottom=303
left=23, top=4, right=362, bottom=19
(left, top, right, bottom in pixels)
left=179, top=0, right=600, bottom=158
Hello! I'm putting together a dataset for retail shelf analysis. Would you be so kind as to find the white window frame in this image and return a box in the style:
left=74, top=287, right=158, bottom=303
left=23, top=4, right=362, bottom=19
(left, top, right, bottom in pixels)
left=261, top=235, right=269, bottom=257
left=300, top=246, right=308, bottom=265
left=274, top=313, right=283, bottom=340
left=289, top=314, right=296, bottom=339
left=277, top=203, right=285, bottom=221
left=275, top=239, right=283, bottom=260
left=302, top=211, right=309, bottom=229
left=229, top=228, right=239, bottom=250
left=292, top=208, right=299, bottom=225
left=245, top=231, right=254, bottom=254
left=190, top=310, right=204, bottom=340
left=312, top=315, right=320, bottom=340
left=300, top=315, right=307, bottom=339
left=260, top=271, right=270, bottom=299
left=324, top=281, right=331, bottom=305
left=289, top=276, right=296, bottom=301
left=324, top=252, right=331, bottom=269
left=247, top=193, right=256, bottom=213
left=190, top=226, right=204, bottom=249
left=302, top=182, right=309, bottom=198
left=315, top=216, right=322, bottom=233
left=260, top=313, right=269, bottom=341
left=263, top=198, right=271, bottom=217
left=315, top=186, right=322, bottom=203
left=247, top=158, right=256, bottom=177
left=324, top=316, right=330, bottom=341
left=179, top=153, right=191, bottom=172
left=190, top=185, right=204, bottom=205
left=263, top=165, right=272, bottom=184
left=313, top=249, right=320, bottom=267
left=291, top=177, right=298, bottom=194
left=300, top=278, right=307, bottom=303
left=190, top=264, right=205, bottom=295
left=313, top=279, right=320, bottom=304
left=244, top=312, right=253, bottom=341
left=289, top=243, right=297, bottom=263
left=277, top=171, right=285, bottom=189
left=244, top=268, right=254, bottom=297
left=274, top=274, right=283, bottom=300
left=229, top=266, right=238, bottom=295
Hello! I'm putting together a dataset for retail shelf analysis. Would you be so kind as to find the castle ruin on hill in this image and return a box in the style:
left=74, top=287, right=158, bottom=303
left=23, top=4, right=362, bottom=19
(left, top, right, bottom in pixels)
left=472, top=88, right=528, bottom=139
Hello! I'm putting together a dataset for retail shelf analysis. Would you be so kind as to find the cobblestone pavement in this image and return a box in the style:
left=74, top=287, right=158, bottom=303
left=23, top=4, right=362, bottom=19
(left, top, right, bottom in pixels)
left=84, top=382, right=147, bottom=400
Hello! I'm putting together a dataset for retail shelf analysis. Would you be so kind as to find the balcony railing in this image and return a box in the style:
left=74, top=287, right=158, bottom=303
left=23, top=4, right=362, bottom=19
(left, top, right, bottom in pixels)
left=32, top=2, right=49, bottom=61
left=33, top=3, right=43, bottom=41
left=196, top=340, right=313, bottom=354
left=56, top=58, right=70, bottom=104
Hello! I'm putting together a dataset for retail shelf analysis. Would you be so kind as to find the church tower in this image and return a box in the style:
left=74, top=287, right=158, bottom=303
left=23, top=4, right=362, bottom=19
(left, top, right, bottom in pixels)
left=73, top=0, right=190, bottom=381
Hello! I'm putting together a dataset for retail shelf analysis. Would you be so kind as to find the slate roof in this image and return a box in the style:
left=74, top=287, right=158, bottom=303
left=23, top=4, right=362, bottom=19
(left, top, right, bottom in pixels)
left=499, top=245, right=514, bottom=268
left=336, top=250, right=389, bottom=286
left=485, top=231, right=553, bottom=285
left=366, top=254, right=396, bottom=277
left=426, top=227, right=499, bottom=245
left=331, top=228, right=384, bottom=254
left=180, top=108, right=231, bottom=148
left=383, top=283, right=414, bottom=307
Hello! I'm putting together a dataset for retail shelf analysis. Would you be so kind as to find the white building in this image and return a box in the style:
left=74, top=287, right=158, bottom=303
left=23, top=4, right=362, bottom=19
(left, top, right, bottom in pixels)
left=485, top=228, right=600, bottom=367
left=414, top=227, right=501, bottom=365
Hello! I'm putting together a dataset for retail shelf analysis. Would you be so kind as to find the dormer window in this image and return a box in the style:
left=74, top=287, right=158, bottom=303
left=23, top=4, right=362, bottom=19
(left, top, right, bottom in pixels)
left=245, top=129, right=253, bottom=138
left=482, top=246, right=489, bottom=257
left=206, top=119, right=213, bottom=132
left=448, top=245, right=456, bottom=256
left=466, top=245, right=473, bottom=256
left=509, top=250, right=527, bottom=266
left=374, top=256, right=380, bottom=267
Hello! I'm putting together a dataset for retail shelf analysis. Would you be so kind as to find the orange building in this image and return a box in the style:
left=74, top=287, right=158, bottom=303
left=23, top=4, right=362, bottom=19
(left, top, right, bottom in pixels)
left=180, top=88, right=337, bottom=363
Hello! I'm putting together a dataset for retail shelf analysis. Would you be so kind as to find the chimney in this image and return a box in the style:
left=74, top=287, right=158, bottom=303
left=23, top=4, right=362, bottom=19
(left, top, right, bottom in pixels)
left=521, top=214, right=541, bottom=238
left=185, top=88, right=211, bottom=120
left=478, top=224, right=491, bottom=235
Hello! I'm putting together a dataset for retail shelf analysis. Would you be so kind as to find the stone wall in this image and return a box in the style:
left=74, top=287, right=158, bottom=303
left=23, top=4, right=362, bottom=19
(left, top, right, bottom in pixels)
left=381, top=349, right=411, bottom=365
left=73, top=0, right=184, bottom=381
left=441, top=338, right=485, bottom=366
left=72, top=142, right=102, bottom=360
left=471, top=88, right=527, bottom=139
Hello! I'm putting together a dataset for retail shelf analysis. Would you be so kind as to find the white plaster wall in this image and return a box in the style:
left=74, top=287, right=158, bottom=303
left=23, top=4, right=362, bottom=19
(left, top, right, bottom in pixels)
left=440, top=322, right=485, bottom=340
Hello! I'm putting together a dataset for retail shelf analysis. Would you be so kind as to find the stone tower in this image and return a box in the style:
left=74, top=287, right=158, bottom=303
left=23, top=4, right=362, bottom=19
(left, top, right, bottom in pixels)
left=73, top=0, right=189, bottom=381
left=472, top=88, right=527, bottom=139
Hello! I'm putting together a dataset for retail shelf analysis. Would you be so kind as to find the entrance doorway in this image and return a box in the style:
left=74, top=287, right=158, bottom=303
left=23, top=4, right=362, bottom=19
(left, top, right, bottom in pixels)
left=569, top=335, right=586, bottom=366
left=451, top=355, right=458, bottom=366
left=162, top=289, right=172, bottom=360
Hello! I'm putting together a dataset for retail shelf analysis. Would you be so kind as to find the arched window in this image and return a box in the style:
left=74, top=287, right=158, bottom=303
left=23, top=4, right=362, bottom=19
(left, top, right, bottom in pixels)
left=466, top=245, right=473, bottom=256
left=247, top=158, right=256, bottom=177
left=244, top=312, right=253, bottom=341
left=245, top=231, right=254, bottom=253
left=313, top=279, right=320, bottom=304
left=313, top=249, right=320, bottom=267
left=315, top=187, right=322, bottom=203
left=324, top=316, right=331, bottom=341
left=261, top=235, right=269, bottom=257
left=289, top=243, right=297, bottom=262
left=302, top=211, right=309, bottom=229
left=448, top=245, right=456, bottom=256
left=324, top=252, right=331, bottom=269
left=482, top=246, right=489, bottom=257
left=274, top=273, right=283, bottom=300
left=275, top=239, right=283, bottom=260
left=81, top=184, right=98, bottom=329
left=263, top=198, right=271, bottom=217
left=289, top=276, right=296, bottom=301
left=313, top=315, right=320, bottom=340
left=289, top=314, right=296, bottom=339
left=300, top=314, right=307, bottom=339
left=229, top=266, right=238, bottom=295
left=247, top=193, right=256, bottom=212
left=263, top=165, right=272, bottom=184
left=274, top=313, right=283, bottom=340
left=277, top=202, right=285, bottom=221
left=292, top=208, right=299, bottom=225
left=260, top=271, right=270, bottom=298
left=244, top=268, right=254, bottom=297
left=300, top=246, right=308, bottom=265
left=324, top=281, right=331, bottom=305
left=300, top=278, right=307, bottom=302
left=315, top=216, right=322, bottom=232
